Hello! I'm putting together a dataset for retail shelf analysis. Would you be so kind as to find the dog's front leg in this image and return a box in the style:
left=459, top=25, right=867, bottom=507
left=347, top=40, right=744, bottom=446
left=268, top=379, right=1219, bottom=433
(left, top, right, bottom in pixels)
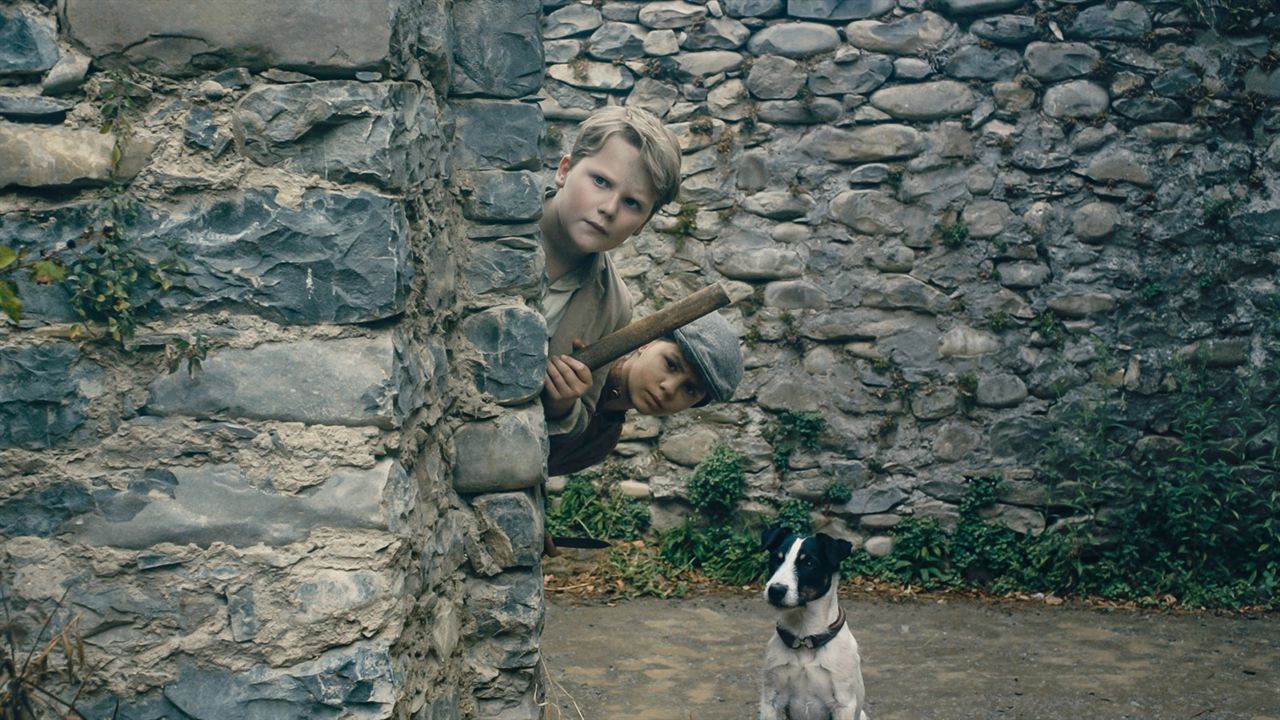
left=832, top=702, right=867, bottom=720
left=758, top=684, right=784, bottom=720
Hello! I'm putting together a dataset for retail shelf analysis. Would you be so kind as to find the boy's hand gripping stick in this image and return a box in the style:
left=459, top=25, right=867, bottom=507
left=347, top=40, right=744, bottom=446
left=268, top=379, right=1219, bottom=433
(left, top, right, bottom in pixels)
left=569, top=283, right=732, bottom=371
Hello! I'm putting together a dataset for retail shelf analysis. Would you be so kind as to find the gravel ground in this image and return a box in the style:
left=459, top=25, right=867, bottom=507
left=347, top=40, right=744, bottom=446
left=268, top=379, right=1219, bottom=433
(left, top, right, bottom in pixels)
left=542, top=590, right=1279, bottom=720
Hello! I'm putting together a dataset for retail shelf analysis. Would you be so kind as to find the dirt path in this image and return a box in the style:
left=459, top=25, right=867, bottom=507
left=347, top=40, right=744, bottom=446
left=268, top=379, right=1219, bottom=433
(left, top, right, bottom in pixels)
left=542, top=592, right=1279, bottom=720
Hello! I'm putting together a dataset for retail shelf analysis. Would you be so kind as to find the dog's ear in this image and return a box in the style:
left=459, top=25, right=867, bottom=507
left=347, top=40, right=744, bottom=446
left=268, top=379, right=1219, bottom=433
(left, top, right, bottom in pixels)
left=815, top=533, right=853, bottom=568
left=761, top=525, right=789, bottom=553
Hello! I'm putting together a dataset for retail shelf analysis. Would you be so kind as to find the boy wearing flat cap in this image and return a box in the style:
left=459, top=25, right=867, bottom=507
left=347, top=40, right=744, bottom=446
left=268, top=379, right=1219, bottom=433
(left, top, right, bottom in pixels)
left=548, top=312, right=744, bottom=477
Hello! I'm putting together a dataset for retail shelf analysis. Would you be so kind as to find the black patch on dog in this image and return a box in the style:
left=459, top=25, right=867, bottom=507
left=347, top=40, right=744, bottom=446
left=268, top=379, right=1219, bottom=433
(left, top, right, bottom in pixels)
left=762, top=527, right=853, bottom=607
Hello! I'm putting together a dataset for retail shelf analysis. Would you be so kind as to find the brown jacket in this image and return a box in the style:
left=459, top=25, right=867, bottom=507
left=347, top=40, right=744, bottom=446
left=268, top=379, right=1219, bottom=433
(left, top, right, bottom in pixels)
left=547, top=251, right=632, bottom=447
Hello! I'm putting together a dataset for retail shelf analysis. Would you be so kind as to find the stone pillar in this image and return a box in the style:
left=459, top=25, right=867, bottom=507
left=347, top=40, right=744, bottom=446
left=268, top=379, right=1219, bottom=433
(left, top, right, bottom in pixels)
left=0, top=1, right=549, bottom=719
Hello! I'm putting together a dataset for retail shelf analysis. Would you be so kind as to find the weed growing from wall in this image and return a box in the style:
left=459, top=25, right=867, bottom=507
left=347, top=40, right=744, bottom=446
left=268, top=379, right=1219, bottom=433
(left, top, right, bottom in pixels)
left=0, top=197, right=181, bottom=346
left=764, top=410, right=826, bottom=475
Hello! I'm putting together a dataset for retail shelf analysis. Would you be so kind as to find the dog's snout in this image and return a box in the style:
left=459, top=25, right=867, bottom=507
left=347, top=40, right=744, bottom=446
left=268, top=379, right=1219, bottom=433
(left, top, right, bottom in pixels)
left=767, top=584, right=788, bottom=605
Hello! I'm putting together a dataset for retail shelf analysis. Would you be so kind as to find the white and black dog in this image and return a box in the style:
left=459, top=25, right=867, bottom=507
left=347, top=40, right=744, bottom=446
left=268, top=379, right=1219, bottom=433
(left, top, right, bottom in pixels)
left=759, top=526, right=868, bottom=720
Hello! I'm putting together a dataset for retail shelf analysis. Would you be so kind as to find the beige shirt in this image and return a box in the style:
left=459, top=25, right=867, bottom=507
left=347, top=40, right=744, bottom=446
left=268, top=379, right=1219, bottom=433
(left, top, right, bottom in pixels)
left=542, top=251, right=633, bottom=444
left=541, top=261, right=592, bottom=340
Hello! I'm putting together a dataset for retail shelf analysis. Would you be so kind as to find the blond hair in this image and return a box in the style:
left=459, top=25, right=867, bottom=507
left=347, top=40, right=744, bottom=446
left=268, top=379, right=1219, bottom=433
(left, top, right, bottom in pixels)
left=568, top=106, right=683, bottom=212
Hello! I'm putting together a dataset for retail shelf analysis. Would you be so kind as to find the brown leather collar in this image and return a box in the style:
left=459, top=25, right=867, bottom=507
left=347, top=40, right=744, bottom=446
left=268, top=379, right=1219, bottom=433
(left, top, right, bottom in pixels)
left=776, top=607, right=846, bottom=651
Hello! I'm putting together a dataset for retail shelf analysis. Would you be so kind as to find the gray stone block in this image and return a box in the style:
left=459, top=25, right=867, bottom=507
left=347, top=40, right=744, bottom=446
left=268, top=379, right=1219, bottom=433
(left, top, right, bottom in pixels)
left=788, top=0, right=894, bottom=20
left=184, top=104, right=230, bottom=155
left=453, top=407, right=548, bottom=494
left=0, top=124, right=150, bottom=190
left=1025, top=42, right=1100, bottom=82
left=1066, top=1, right=1150, bottom=41
left=472, top=493, right=543, bottom=569
left=464, top=569, right=544, bottom=665
left=807, top=54, right=894, bottom=96
left=0, top=95, right=73, bottom=123
left=452, top=100, right=545, bottom=171
left=235, top=81, right=444, bottom=191
left=463, top=306, right=547, bottom=405
left=0, top=344, right=92, bottom=449
left=0, top=9, right=57, bottom=77
left=465, top=237, right=544, bottom=299
left=451, top=0, right=544, bottom=97
left=969, top=15, right=1040, bottom=46
left=944, top=45, right=1022, bottom=81
left=147, top=334, right=414, bottom=428
left=3, top=189, right=412, bottom=325
left=67, top=459, right=412, bottom=548
left=64, top=0, right=428, bottom=77
left=460, top=170, right=544, bottom=223
left=0, top=484, right=94, bottom=538
left=162, top=644, right=398, bottom=719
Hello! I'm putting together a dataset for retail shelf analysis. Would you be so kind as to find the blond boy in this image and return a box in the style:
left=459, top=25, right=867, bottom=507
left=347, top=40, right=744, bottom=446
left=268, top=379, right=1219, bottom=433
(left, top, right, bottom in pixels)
left=539, top=107, right=682, bottom=448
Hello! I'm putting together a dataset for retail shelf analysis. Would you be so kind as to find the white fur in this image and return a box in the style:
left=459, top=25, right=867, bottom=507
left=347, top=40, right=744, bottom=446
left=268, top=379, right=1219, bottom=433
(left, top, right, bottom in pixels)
left=760, top=539, right=868, bottom=720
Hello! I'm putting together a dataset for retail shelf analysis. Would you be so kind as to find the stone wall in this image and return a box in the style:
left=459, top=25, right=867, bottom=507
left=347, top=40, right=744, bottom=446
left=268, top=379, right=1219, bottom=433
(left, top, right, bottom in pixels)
left=1, top=1, right=549, bottom=719
left=538, top=0, right=1280, bottom=545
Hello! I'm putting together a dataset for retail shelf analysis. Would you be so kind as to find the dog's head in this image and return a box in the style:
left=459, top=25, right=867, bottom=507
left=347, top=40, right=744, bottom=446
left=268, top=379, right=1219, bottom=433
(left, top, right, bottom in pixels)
left=761, top=527, right=852, bottom=609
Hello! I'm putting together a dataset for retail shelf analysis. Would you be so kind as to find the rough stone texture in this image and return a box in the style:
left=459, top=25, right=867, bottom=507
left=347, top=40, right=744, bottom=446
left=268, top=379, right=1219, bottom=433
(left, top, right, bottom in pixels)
left=747, top=22, right=841, bottom=58
left=64, top=0, right=430, bottom=77
left=0, top=344, right=91, bottom=450
left=463, top=306, right=547, bottom=405
left=0, top=95, right=73, bottom=123
left=452, top=0, right=544, bottom=97
left=471, top=492, right=542, bottom=569
left=869, top=80, right=978, bottom=121
left=1024, top=42, right=1100, bottom=82
left=465, top=237, right=544, bottom=299
left=812, top=124, right=926, bottom=163
left=453, top=407, right=548, bottom=494
left=788, top=0, right=894, bottom=21
left=845, top=12, right=953, bottom=56
left=1043, top=80, right=1110, bottom=118
left=0, top=9, right=57, bottom=76
left=67, top=460, right=411, bottom=548
left=234, top=81, right=444, bottom=190
left=3, top=189, right=413, bottom=325
left=459, top=170, right=544, bottom=223
left=0, top=123, right=149, bottom=189
left=147, top=334, right=414, bottom=429
left=1, top=2, right=545, bottom=719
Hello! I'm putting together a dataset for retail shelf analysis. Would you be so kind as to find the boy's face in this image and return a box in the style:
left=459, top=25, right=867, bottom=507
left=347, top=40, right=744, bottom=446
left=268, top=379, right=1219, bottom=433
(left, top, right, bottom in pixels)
left=549, top=135, right=658, bottom=257
left=626, top=340, right=707, bottom=416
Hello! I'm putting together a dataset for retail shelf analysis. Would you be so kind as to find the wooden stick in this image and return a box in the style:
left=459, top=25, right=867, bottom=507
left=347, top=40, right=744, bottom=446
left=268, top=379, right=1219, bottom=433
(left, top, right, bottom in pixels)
left=570, top=284, right=731, bottom=370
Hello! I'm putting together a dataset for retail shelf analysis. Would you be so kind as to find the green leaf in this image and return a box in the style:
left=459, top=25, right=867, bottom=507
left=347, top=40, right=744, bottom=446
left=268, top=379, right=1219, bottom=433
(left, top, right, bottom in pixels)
left=0, top=246, right=17, bottom=270
left=29, top=259, right=67, bottom=285
left=0, top=279, right=22, bottom=323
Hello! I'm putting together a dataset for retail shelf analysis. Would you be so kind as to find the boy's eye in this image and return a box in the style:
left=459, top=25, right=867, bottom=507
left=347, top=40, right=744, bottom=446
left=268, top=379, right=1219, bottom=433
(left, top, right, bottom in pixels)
left=624, top=197, right=642, bottom=210
left=666, top=358, right=677, bottom=371
left=593, top=175, right=608, bottom=187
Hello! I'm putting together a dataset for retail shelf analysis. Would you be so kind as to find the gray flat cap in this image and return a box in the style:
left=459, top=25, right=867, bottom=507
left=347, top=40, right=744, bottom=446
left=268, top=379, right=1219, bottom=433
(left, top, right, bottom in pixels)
left=672, top=312, right=743, bottom=406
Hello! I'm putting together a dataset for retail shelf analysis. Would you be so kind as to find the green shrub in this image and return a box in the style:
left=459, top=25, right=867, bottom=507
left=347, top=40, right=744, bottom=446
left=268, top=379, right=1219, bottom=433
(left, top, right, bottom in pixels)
left=773, top=498, right=813, bottom=535
left=822, top=481, right=852, bottom=507
left=765, top=411, right=826, bottom=474
left=546, top=471, right=650, bottom=541
left=846, top=355, right=1279, bottom=609
left=686, top=445, right=746, bottom=519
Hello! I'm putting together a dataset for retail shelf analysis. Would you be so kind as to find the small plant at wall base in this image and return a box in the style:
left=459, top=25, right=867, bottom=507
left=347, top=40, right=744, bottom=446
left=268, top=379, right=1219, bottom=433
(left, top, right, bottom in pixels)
left=846, top=356, right=1279, bottom=609
left=1, top=587, right=92, bottom=720
left=764, top=411, right=826, bottom=474
left=545, top=470, right=650, bottom=542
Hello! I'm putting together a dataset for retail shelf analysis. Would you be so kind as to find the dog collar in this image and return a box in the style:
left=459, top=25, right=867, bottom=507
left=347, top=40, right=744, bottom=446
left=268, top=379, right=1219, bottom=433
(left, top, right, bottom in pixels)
left=776, top=607, right=846, bottom=651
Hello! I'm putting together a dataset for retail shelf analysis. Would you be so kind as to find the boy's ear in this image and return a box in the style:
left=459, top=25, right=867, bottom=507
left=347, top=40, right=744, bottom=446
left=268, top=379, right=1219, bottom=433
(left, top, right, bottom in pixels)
left=554, top=154, right=572, bottom=187
left=761, top=525, right=789, bottom=553
left=815, top=533, right=853, bottom=568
